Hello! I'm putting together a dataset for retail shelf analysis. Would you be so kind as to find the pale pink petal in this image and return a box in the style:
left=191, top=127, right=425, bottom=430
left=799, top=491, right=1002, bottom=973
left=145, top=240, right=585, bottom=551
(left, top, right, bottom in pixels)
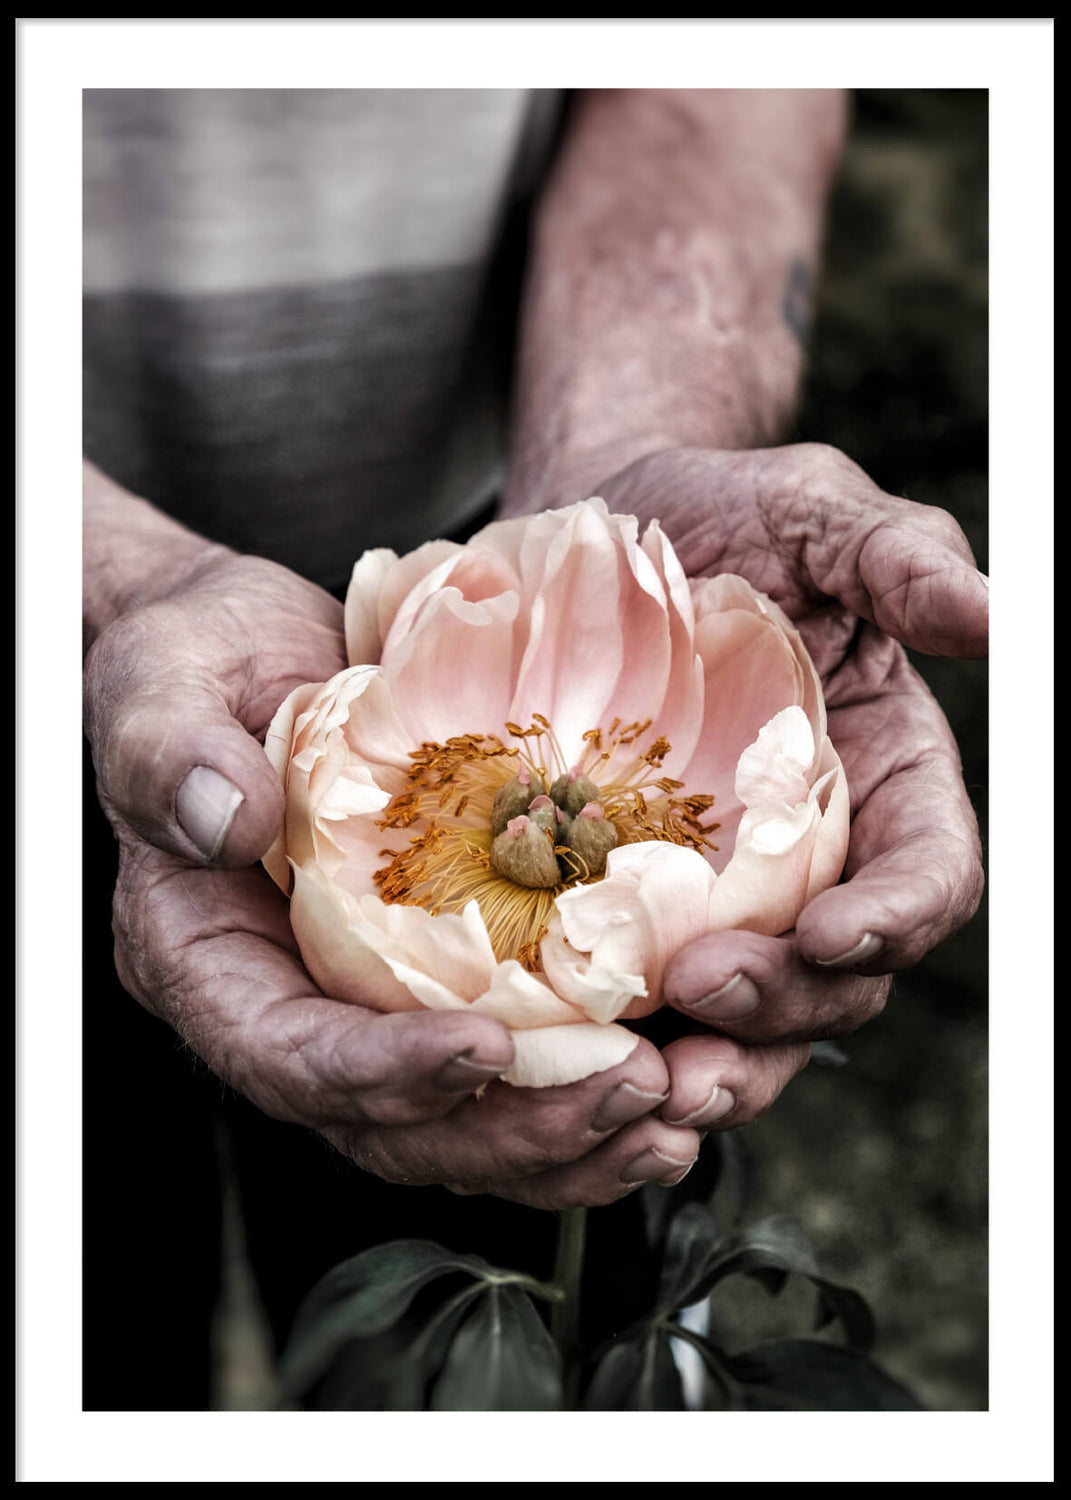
left=510, top=502, right=670, bottom=765
left=540, top=917, right=648, bottom=1025
left=289, top=862, right=425, bottom=1011
left=349, top=539, right=464, bottom=664
left=595, top=537, right=674, bottom=765
left=383, top=587, right=520, bottom=744
left=264, top=679, right=325, bottom=783
left=502, top=1021, right=641, bottom=1089
left=462, top=511, right=535, bottom=575
left=681, top=606, right=806, bottom=832
left=606, top=843, right=719, bottom=1016
left=706, top=799, right=822, bottom=937
left=692, top=574, right=826, bottom=756
left=341, top=669, right=418, bottom=776
left=640, top=521, right=705, bottom=777
left=327, top=820, right=409, bottom=903
left=803, top=741, right=850, bottom=904
left=548, top=842, right=718, bottom=1021
left=379, top=547, right=522, bottom=665
left=347, top=895, right=498, bottom=1007
left=515, top=501, right=633, bottom=605
left=734, top=706, right=815, bottom=809
left=344, top=548, right=399, bottom=666
left=263, top=679, right=327, bottom=890
left=470, top=961, right=588, bottom=1028
left=263, top=670, right=385, bottom=889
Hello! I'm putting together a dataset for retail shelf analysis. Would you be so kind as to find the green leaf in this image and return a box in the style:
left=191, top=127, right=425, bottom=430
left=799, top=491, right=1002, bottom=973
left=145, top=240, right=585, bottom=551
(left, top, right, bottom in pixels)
left=306, top=1284, right=487, bottom=1410
left=727, top=1339, right=925, bottom=1411
left=430, top=1285, right=562, bottom=1411
left=669, top=1215, right=877, bottom=1352
left=280, top=1239, right=495, bottom=1397
left=583, top=1328, right=686, bottom=1411
left=655, top=1201, right=728, bottom=1316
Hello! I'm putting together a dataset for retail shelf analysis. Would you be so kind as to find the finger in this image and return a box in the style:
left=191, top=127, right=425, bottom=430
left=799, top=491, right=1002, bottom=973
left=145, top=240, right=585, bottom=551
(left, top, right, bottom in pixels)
left=662, top=929, right=891, bottom=1044
left=772, top=443, right=989, bottom=658
left=331, top=1037, right=673, bottom=1194
left=113, top=847, right=518, bottom=1129
left=440, top=1114, right=703, bottom=1212
left=801, top=694, right=984, bottom=980
left=795, top=811, right=985, bottom=976
left=85, top=603, right=289, bottom=867
left=659, top=1032, right=811, bottom=1129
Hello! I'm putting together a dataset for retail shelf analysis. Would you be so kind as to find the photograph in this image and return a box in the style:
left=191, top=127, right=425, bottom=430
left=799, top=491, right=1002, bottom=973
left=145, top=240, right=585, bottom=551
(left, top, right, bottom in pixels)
left=80, top=82, right=989, bottom=1416
left=16, top=15, right=1053, bottom=1487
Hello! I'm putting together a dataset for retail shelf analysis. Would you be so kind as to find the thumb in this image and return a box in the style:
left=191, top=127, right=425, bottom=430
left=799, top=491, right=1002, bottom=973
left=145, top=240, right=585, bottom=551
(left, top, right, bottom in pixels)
left=795, top=445, right=988, bottom=658
left=85, top=618, right=285, bottom=866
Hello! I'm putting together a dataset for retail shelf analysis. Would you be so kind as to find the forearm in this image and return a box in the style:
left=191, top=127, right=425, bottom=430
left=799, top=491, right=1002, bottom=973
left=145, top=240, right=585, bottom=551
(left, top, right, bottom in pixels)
left=502, top=89, right=849, bottom=515
left=82, top=460, right=229, bottom=653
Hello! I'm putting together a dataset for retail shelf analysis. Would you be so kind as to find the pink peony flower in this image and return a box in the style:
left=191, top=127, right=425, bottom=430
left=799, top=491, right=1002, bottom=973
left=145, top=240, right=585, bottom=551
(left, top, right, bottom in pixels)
left=263, top=499, right=849, bottom=1088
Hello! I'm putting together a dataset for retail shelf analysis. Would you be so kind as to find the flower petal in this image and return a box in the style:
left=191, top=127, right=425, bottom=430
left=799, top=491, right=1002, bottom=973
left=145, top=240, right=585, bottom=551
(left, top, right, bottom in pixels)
left=803, top=740, right=850, bottom=905
left=343, top=547, right=399, bottom=666
left=509, top=501, right=672, bottom=764
left=471, top=961, right=588, bottom=1028
left=540, top=917, right=649, bottom=1026
left=383, top=587, right=520, bottom=745
left=263, top=679, right=327, bottom=890
left=379, top=545, right=522, bottom=667
left=502, top=1021, right=640, bottom=1089
left=547, top=842, right=718, bottom=1022
left=681, top=601, right=807, bottom=849
left=640, top=521, right=705, bottom=777
left=263, top=669, right=392, bottom=888
left=347, top=895, right=498, bottom=1008
left=734, top=706, right=815, bottom=809
left=706, top=799, right=821, bottom=937
left=692, top=573, right=826, bottom=756
left=344, top=539, right=463, bottom=666
left=289, top=862, right=425, bottom=1011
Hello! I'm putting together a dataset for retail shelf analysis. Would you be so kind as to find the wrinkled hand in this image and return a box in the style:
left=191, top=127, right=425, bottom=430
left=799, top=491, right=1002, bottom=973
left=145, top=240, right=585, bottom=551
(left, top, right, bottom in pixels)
left=86, top=542, right=694, bottom=1209
left=592, top=443, right=988, bottom=1130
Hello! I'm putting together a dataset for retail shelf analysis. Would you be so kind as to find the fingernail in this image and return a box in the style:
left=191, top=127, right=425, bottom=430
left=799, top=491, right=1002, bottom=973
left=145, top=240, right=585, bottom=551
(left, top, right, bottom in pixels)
left=812, top=932, right=883, bottom=968
left=663, top=1084, right=736, bottom=1128
left=434, top=1051, right=506, bottom=1093
left=176, top=766, right=244, bottom=860
left=591, top=1082, right=669, bottom=1134
left=683, top=973, right=761, bottom=1022
left=620, top=1146, right=697, bottom=1186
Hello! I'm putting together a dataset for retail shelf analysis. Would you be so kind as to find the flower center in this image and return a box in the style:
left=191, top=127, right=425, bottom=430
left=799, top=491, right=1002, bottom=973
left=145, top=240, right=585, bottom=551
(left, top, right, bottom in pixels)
left=373, top=715, right=718, bottom=969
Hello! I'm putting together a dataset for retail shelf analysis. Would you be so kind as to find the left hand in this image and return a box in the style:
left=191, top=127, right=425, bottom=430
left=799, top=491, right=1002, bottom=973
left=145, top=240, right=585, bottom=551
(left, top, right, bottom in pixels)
left=588, top=442, right=987, bottom=1132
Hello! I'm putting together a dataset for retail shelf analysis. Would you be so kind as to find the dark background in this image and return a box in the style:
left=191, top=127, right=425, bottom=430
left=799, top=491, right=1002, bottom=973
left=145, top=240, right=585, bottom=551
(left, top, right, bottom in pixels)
left=82, top=89, right=989, bottom=1412
left=739, top=88, right=989, bottom=1411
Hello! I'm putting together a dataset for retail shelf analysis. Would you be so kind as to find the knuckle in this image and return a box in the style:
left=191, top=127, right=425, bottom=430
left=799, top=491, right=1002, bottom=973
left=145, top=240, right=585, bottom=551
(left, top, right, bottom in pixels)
left=812, top=977, right=891, bottom=1039
left=496, top=1132, right=568, bottom=1177
left=799, top=441, right=862, bottom=487
left=361, top=1092, right=442, bottom=1129
left=925, top=503, right=970, bottom=551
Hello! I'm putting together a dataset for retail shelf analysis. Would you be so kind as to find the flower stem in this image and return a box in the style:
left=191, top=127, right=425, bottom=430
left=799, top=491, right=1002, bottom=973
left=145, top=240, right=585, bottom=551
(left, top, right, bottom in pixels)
left=550, top=1206, right=587, bottom=1408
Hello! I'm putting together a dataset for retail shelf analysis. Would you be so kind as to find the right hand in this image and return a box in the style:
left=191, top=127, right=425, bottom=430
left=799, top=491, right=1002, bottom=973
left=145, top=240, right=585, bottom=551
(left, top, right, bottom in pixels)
left=84, top=474, right=696, bottom=1208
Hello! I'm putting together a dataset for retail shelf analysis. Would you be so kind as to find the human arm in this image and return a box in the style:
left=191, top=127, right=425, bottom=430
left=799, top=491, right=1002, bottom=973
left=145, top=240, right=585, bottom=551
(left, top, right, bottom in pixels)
left=500, top=90, right=986, bottom=1127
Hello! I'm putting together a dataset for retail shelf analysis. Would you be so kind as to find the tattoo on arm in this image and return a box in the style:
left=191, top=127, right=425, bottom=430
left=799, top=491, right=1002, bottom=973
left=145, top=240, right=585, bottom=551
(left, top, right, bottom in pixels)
left=782, top=258, right=816, bottom=348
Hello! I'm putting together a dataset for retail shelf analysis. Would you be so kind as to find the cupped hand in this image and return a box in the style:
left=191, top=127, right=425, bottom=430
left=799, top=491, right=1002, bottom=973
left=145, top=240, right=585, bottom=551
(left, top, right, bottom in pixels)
left=85, top=515, right=691, bottom=1208
left=593, top=443, right=987, bottom=1129
left=111, top=835, right=695, bottom=1209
